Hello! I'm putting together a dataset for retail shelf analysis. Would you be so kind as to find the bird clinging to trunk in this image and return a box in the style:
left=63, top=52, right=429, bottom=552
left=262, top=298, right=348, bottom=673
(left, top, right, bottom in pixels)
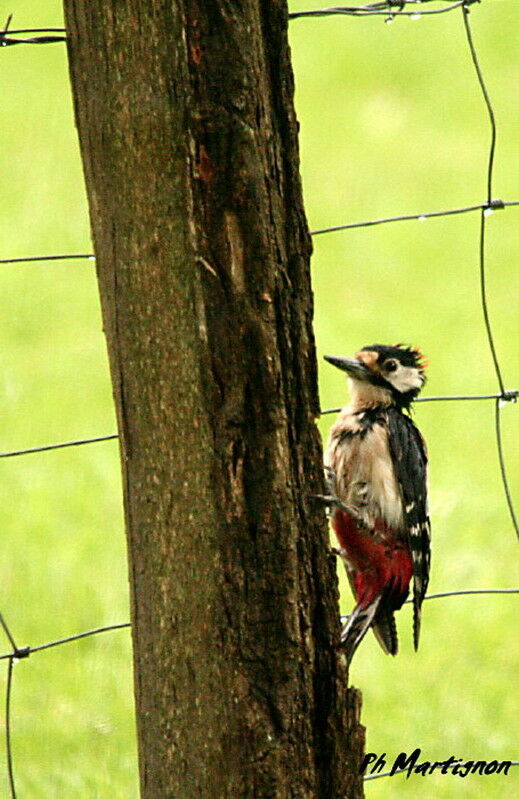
left=324, top=344, right=431, bottom=663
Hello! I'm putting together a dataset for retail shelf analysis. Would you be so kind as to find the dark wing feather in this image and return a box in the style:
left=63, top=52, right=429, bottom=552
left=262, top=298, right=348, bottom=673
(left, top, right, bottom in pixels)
left=372, top=600, right=398, bottom=656
left=387, top=408, right=431, bottom=650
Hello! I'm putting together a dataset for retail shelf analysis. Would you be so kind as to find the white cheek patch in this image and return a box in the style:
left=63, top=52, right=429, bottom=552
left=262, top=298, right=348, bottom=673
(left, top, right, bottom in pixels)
left=388, top=366, right=424, bottom=394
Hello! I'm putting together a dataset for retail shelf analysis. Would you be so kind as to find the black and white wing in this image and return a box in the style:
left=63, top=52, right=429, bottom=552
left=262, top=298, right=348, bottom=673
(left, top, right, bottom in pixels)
left=387, top=408, right=431, bottom=649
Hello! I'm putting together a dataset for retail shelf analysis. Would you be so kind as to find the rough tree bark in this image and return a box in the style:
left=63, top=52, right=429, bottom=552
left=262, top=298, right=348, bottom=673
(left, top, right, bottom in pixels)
left=64, top=1, right=364, bottom=797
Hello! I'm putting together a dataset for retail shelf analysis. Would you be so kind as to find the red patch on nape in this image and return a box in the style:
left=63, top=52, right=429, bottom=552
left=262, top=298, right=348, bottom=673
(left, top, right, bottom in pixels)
left=332, top=509, right=413, bottom=608
left=412, top=347, right=428, bottom=372
left=393, top=343, right=428, bottom=373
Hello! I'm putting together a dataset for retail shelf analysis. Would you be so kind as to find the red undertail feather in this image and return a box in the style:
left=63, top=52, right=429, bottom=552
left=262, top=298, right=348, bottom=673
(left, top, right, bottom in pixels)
left=333, top=509, right=413, bottom=660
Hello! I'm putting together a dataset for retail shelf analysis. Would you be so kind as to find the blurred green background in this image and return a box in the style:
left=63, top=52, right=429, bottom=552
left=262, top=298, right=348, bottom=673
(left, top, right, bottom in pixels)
left=0, top=0, right=517, bottom=796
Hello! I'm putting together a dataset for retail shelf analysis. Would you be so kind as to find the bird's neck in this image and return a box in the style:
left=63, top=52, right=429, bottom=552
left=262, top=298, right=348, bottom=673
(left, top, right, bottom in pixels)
left=348, top=379, right=393, bottom=412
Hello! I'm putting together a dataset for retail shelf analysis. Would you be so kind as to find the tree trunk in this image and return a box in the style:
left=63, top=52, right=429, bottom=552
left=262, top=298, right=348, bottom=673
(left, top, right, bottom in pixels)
left=63, top=1, right=365, bottom=796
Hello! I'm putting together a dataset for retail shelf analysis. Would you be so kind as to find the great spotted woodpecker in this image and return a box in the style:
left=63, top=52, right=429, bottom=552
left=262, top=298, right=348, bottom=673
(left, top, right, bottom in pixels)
left=324, top=344, right=430, bottom=662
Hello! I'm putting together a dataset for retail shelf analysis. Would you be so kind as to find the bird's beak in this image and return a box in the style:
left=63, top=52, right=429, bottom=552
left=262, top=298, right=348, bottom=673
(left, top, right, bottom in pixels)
left=323, top=355, right=371, bottom=381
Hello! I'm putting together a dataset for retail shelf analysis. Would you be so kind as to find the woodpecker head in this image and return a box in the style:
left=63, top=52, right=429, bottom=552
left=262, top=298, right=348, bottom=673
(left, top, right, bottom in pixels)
left=324, top=344, right=427, bottom=409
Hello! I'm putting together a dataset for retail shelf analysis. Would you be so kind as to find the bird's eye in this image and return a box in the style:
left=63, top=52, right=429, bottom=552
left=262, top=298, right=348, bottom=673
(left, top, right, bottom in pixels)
left=384, top=359, right=398, bottom=372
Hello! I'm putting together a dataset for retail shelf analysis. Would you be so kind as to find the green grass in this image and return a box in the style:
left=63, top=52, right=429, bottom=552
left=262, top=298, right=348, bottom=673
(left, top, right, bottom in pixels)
left=1, top=0, right=517, bottom=796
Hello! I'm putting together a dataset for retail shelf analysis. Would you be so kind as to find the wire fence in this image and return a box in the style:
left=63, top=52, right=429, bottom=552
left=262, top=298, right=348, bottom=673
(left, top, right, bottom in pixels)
left=289, top=0, right=482, bottom=21
left=1, top=0, right=517, bottom=795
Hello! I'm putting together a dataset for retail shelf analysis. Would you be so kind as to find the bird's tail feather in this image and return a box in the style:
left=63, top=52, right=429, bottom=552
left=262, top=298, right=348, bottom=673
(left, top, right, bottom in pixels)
left=340, top=597, right=381, bottom=664
left=413, top=595, right=422, bottom=651
left=372, top=603, right=398, bottom=656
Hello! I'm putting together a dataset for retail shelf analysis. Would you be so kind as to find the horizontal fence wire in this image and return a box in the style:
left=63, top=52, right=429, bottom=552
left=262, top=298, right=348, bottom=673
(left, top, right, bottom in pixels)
left=0, top=31, right=66, bottom=46
left=0, top=14, right=66, bottom=46
left=0, top=391, right=516, bottom=460
left=321, top=390, right=519, bottom=414
left=2, top=198, right=519, bottom=265
left=0, top=434, right=118, bottom=459
left=0, top=0, right=517, bottom=794
left=0, top=253, right=94, bottom=265
left=339, top=588, right=519, bottom=622
left=310, top=198, right=519, bottom=236
left=3, top=198, right=519, bottom=264
left=1, top=587, right=516, bottom=663
left=0, top=616, right=131, bottom=664
left=289, top=0, right=481, bottom=22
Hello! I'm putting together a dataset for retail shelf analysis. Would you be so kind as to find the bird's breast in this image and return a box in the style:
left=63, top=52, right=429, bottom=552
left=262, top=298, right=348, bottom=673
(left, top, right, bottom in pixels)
left=326, top=411, right=404, bottom=532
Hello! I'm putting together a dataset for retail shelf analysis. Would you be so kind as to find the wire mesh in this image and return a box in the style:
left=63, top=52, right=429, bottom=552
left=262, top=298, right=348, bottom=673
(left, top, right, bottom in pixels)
left=0, top=0, right=517, bottom=794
